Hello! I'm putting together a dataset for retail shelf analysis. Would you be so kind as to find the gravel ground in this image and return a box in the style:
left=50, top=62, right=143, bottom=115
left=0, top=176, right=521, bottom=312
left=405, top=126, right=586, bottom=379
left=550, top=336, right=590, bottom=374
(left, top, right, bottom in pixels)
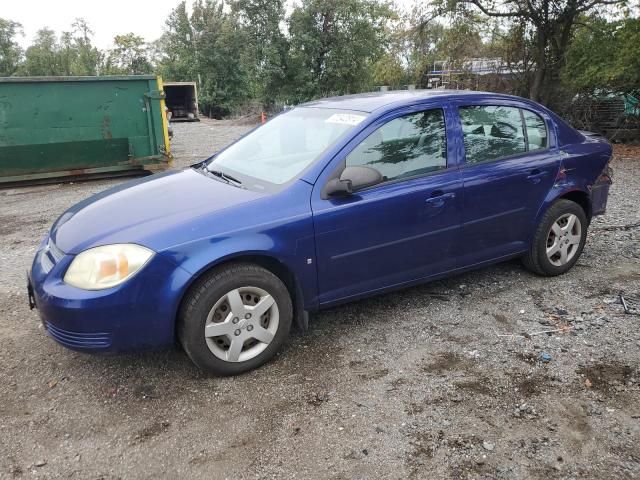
left=1, top=119, right=639, bottom=479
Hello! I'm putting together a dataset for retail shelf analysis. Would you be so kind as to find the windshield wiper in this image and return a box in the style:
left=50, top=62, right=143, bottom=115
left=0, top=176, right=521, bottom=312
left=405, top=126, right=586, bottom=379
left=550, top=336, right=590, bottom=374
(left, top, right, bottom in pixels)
left=209, top=169, right=242, bottom=185
left=200, top=165, right=244, bottom=187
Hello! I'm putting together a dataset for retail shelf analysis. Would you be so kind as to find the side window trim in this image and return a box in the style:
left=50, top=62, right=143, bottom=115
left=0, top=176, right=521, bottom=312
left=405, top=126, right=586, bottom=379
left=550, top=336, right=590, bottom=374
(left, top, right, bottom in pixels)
left=343, top=106, right=452, bottom=187
left=519, top=108, right=530, bottom=152
left=456, top=104, right=552, bottom=167
left=520, top=107, right=550, bottom=150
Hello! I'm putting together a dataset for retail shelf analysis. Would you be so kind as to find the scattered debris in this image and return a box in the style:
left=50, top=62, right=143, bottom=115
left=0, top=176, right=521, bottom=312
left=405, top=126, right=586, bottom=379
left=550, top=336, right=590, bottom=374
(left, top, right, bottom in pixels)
left=595, top=221, right=640, bottom=231
left=497, top=326, right=574, bottom=339
left=424, top=291, right=452, bottom=301
left=133, top=384, right=157, bottom=399
left=621, top=294, right=630, bottom=313
left=307, top=390, right=330, bottom=406
left=620, top=294, right=639, bottom=315
left=513, top=403, right=538, bottom=419
left=482, top=441, right=495, bottom=451
left=539, top=352, right=552, bottom=363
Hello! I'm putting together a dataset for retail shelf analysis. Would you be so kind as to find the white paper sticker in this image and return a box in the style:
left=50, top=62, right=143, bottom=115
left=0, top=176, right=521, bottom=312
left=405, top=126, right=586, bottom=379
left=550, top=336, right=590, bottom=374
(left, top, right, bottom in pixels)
left=325, top=113, right=366, bottom=126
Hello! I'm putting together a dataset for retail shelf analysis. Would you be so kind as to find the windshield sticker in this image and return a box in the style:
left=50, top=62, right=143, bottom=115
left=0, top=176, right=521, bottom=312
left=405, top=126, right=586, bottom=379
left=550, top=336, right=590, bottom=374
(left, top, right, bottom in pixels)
left=325, top=113, right=366, bottom=126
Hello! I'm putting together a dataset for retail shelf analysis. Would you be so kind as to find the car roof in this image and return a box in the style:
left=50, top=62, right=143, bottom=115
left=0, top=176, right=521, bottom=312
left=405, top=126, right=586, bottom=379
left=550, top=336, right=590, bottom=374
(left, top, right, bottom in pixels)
left=300, top=89, right=525, bottom=113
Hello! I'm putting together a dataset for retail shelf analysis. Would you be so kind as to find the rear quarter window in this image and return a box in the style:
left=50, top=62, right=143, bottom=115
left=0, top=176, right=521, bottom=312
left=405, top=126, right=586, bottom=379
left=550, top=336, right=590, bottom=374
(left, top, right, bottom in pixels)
left=522, top=109, right=548, bottom=150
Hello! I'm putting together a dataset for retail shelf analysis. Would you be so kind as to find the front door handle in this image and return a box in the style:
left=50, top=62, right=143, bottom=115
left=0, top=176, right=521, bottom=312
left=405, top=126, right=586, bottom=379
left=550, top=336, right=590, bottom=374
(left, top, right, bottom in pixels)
left=425, top=191, right=456, bottom=205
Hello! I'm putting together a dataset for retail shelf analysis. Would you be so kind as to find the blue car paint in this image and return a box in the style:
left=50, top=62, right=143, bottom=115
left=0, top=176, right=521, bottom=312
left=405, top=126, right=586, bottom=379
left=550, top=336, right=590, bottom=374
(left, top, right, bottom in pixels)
left=29, top=90, right=612, bottom=353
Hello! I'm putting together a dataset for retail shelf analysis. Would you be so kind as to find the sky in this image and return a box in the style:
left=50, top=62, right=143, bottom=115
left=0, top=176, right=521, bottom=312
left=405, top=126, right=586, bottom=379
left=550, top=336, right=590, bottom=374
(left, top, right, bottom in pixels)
left=4, top=0, right=417, bottom=50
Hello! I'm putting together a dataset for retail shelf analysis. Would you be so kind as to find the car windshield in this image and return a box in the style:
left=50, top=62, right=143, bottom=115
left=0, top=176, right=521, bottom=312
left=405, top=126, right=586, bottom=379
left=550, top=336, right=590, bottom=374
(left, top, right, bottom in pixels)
left=207, top=107, right=367, bottom=185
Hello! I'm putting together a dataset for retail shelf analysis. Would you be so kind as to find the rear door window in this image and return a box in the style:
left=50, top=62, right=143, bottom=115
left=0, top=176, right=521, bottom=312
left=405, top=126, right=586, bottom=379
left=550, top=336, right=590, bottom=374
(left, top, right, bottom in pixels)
left=459, top=105, right=526, bottom=165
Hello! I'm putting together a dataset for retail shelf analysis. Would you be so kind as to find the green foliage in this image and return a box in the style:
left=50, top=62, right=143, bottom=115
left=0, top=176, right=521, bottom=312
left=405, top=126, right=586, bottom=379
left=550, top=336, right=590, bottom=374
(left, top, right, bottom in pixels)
left=0, top=18, right=23, bottom=76
left=373, top=53, right=406, bottom=87
left=156, top=0, right=251, bottom=116
left=287, top=0, right=394, bottom=101
left=156, top=1, right=196, bottom=82
left=233, top=0, right=289, bottom=105
left=103, top=33, right=152, bottom=75
left=19, top=19, right=101, bottom=76
left=70, top=19, right=101, bottom=76
left=22, top=28, right=59, bottom=76
left=565, top=16, right=640, bottom=94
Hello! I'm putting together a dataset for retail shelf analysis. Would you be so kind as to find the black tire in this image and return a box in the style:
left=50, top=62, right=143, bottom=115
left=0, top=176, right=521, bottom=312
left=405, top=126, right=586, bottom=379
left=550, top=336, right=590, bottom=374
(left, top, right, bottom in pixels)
left=178, top=263, right=292, bottom=375
left=522, top=199, right=588, bottom=276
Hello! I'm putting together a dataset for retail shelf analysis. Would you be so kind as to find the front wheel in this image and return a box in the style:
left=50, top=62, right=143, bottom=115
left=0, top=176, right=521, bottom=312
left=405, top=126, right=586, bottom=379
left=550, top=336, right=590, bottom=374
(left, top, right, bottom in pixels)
left=178, top=263, right=292, bottom=375
left=522, top=199, right=588, bottom=276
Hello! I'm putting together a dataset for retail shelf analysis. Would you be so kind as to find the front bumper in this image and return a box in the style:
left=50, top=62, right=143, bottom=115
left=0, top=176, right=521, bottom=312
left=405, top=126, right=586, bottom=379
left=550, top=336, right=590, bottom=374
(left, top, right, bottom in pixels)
left=29, top=239, right=192, bottom=353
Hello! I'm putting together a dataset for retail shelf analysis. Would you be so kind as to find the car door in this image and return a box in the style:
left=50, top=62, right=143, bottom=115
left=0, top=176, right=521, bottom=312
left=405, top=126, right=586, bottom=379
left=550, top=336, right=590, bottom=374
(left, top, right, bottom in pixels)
left=311, top=105, right=462, bottom=306
left=455, top=102, right=560, bottom=266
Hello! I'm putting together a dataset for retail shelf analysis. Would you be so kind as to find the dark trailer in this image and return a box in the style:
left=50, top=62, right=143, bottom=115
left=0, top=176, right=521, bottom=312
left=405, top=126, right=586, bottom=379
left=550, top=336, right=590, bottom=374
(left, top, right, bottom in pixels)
left=164, top=82, right=199, bottom=122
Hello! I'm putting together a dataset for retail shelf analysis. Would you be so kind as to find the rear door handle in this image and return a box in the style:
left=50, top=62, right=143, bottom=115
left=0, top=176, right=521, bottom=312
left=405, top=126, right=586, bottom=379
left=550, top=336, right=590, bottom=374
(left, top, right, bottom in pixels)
left=526, top=169, right=548, bottom=183
left=425, top=191, right=456, bottom=205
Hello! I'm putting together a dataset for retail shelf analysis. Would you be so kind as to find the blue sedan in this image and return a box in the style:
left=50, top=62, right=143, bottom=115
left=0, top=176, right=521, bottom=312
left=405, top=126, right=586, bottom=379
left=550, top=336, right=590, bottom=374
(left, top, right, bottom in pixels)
left=29, top=90, right=613, bottom=375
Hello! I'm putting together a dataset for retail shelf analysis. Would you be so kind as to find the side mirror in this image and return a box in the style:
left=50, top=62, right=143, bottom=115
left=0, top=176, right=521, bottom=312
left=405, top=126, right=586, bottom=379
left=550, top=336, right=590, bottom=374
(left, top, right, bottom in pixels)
left=325, top=166, right=383, bottom=197
left=342, top=165, right=383, bottom=190
left=325, top=177, right=353, bottom=196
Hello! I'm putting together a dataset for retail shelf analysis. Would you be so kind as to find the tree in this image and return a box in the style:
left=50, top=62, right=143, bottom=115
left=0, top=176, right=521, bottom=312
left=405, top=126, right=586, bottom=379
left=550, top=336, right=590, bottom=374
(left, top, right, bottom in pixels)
left=287, top=0, right=394, bottom=101
left=565, top=16, right=640, bottom=95
left=104, top=33, right=152, bottom=75
left=452, top=0, right=627, bottom=105
left=22, top=28, right=59, bottom=76
left=58, top=31, right=78, bottom=75
left=156, top=1, right=197, bottom=82
left=156, top=0, right=252, bottom=115
left=398, top=7, right=447, bottom=86
left=373, top=52, right=406, bottom=87
left=233, top=0, right=289, bottom=105
left=71, top=18, right=101, bottom=75
left=0, top=18, right=23, bottom=76
left=190, top=0, right=251, bottom=115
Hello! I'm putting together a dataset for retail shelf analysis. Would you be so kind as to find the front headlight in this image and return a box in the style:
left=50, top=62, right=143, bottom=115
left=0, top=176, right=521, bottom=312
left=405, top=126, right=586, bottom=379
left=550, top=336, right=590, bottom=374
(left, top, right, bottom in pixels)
left=63, top=244, right=154, bottom=290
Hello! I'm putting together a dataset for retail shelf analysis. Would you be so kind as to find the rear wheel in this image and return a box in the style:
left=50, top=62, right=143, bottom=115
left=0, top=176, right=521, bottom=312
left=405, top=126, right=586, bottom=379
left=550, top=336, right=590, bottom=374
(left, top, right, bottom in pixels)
left=523, top=199, right=588, bottom=276
left=178, top=263, right=292, bottom=375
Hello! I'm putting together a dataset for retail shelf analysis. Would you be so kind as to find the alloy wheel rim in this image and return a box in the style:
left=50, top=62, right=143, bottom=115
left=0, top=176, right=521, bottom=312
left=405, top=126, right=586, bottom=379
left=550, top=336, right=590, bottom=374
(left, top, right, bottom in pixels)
left=546, top=213, right=582, bottom=267
left=204, top=286, right=279, bottom=363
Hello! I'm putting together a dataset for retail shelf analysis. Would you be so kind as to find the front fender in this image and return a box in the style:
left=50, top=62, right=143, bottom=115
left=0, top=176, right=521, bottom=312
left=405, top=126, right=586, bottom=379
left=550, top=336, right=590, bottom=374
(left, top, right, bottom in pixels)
left=159, top=228, right=319, bottom=313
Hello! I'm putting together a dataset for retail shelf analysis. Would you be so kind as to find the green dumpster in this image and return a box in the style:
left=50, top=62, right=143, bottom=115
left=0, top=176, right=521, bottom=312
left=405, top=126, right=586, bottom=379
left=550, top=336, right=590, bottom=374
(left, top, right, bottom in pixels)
left=0, top=75, right=171, bottom=185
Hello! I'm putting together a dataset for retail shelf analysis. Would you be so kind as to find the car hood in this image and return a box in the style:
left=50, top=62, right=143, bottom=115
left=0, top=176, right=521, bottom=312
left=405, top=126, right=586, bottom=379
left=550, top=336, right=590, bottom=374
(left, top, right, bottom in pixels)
left=51, top=168, right=265, bottom=254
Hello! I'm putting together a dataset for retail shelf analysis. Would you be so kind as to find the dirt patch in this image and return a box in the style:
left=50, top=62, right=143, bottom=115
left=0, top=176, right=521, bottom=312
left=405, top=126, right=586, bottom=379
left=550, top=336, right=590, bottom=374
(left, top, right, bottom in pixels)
left=0, top=215, right=39, bottom=236
left=132, top=420, right=171, bottom=444
left=492, top=312, right=512, bottom=324
left=420, top=352, right=474, bottom=374
left=405, top=430, right=446, bottom=477
left=512, top=371, right=552, bottom=397
left=454, top=378, right=493, bottom=396
left=576, top=363, right=636, bottom=392
left=516, top=351, right=540, bottom=364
